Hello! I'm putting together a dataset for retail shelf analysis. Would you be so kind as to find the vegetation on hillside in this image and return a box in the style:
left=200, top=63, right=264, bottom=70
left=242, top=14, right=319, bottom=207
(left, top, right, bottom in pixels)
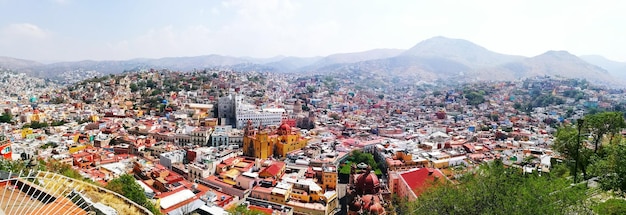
left=407, top=161, right=592, bottom=214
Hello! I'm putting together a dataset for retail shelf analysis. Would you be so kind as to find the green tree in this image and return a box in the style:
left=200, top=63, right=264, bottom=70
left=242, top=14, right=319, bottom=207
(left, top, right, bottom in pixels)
left=554, top=124, right=593, bottom=180
left=106, top=174, right=147, bottom=205
left=589, top=139, right=626, bottom=195
left=410, top=161, right=592, bottom=214
left=595, top=199, right=626, bottom=215
left=306, top=85, right=316, bottom=93
left=0, top=112, right=12, bottom=123
left=465, top=91, right=485, bottom=106
left=584, top=112, right=626, bottom=153
left=129, top=83, right=139, bottom=92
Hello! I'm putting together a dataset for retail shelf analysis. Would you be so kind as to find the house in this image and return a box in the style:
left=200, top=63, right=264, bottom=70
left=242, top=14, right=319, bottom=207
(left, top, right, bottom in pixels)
left=388, top=168, right=446, bottom=201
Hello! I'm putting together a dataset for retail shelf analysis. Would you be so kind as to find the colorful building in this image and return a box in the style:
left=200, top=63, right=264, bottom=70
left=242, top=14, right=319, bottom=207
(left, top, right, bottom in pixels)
left=0, top=135, right=11, bottom=160
left=243, top=121, right=308, bottom=159
left=388, top=168, right=446, bottom=201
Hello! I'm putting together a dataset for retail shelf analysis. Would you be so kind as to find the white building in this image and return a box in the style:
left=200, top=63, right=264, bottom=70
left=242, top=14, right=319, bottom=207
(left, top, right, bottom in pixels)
left=211, top=126, right=231, bottom=147
left=191, top=127, right=211, bottom=146
left=235, top=108, right=285, bottom=129
left=218, top=93, right=286, bottom=129
left=159, top=150, right=186, bottom=169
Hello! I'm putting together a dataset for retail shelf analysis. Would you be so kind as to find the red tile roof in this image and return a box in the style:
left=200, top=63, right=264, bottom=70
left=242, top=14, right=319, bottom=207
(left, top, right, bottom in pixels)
left=400, top=168, right=446, bottom=196
left=259, top=162, right=284, bottom=178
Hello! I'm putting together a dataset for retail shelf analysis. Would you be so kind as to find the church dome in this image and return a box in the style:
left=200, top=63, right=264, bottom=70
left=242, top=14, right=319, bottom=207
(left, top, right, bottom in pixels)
left=355, top=169, right=380, bottom=195
left=279, top=122, right=291, bottom=132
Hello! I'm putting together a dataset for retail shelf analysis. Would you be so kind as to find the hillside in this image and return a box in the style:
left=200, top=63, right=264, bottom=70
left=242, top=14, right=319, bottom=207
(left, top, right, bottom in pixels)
left=580, top=55, right=626, bottom=80
left=401, top=36, right=524, bottom=67
left=0, top=56, right=43, bottom=70
left=1, top=36, right=625, bottom=86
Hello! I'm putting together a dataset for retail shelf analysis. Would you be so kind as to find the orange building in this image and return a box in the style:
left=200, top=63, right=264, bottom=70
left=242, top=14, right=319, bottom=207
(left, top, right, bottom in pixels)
left=243, top=121, right=308, bottom=159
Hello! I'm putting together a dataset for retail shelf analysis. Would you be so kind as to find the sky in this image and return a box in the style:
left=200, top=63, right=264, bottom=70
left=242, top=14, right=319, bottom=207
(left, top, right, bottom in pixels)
left=1, top=0, right=625, bottom=62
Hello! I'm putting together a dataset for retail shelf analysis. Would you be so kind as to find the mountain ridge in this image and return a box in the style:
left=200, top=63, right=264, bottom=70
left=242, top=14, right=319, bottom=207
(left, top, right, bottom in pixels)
left=0, top=37, right=624, bottom=86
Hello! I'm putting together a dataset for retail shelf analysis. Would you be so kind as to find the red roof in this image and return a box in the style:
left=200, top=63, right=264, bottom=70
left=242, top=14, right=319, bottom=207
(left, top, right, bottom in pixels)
left=259, top=162, right=285, bottom=178
left=400, top=168, right=445, bottom=196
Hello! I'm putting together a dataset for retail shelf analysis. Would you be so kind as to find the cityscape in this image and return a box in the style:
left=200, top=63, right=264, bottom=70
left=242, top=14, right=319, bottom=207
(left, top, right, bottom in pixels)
left=1, top=1, right=626, bottom=215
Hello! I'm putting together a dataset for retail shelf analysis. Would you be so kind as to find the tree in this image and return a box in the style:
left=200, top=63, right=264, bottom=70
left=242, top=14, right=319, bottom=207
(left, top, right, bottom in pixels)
left=106, top=174, right=148, bottom=205
left=464, top=91, right=485, bottom=106
left=594, top=199, right=626, bottom=215
left=589, top=139, right=626, bottom=195
left=410, top=161, right=592, bottom=214
left=0, top=112, right=12, bottom=123
left=129, top=83, right=139, bottom=92
left=584, top=112, right=626, bottom=153
left=554, top=124, right=593, bottom=180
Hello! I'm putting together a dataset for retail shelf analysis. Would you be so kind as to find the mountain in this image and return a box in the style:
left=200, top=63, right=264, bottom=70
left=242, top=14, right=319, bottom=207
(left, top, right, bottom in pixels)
left=264, top=56, right=322, bottom=72
left=580, top=55, right=626, bottom=80
left=309, top=49, right=404, bottom=69
left=0, top=56, right=43, bottom=70
left=401, top=36, right=524, bottom=67
left=492, top=51, right=615, bottom=84
left=3, top=36, right=625, bottom=86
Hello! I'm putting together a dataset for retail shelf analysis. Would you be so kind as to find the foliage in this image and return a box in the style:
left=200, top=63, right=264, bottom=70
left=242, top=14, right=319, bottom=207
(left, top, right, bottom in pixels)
left=594, top=199, right=626, bottom=215
left=46, top=160, right=85, bottom=180
left=464, top=90, right=485, bottom=106
left=391, top=194, right=410, bottom=215
left=104, top=174, right=162, bottom=214
left=51, top=120, right=67, bottom=127
left=129, top=83, right=139, bottom=92
left=22, top=121, right=49, bottom=129
left=345, top=150, right=383, bottom=175
left=531, top=93, right=564, bottom=108
left=553, top=124, right=593, bottom=181
left=0, top=112, right=12, bottom=123
left=583, top=111, right=626, bottom=153
left=589, top=139, right=626, bottom=195
left=106, top=174, right=147, bottom=205
left=151, top=89, right=162, bottom=96
left=410, top=161, right=592, bottom=214
left=553, top=112, right=626, bottom=181
left=228, top=204, right=267, bottom=215
left=40, top=141, right=58, bottom=149
left=563, top=89, right=585, bottom=101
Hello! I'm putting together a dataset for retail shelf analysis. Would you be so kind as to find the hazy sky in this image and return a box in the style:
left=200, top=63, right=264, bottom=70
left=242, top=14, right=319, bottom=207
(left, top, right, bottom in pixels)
left=1, top=0, right=625, bottom=62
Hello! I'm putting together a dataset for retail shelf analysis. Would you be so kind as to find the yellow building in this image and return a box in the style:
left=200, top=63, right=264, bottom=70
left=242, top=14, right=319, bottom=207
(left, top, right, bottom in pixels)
left=321, top=166, right=338, bottom=191
left=69, top=145, right=87, bottom=153
left=21, top=128, right=33, bottom=138
left=243, top=121, right=308, bottom=159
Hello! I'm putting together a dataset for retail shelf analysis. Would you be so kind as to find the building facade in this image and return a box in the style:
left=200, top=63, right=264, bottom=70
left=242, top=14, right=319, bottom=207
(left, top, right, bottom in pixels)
left=242, top=121, right=308, bottom=159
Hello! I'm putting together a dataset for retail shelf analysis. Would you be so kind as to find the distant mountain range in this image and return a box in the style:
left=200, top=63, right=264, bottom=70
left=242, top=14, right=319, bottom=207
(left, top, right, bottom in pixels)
left=2, top=36, right=626, bottom=86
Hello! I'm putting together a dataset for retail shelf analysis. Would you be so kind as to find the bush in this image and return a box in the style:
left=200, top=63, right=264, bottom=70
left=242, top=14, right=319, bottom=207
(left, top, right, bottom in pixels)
left=595, top=199, right=626, bottom=215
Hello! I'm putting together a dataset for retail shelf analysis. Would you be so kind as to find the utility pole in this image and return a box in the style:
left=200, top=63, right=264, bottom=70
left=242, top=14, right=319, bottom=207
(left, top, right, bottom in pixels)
left=574, top=118, right=584, bottom=183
